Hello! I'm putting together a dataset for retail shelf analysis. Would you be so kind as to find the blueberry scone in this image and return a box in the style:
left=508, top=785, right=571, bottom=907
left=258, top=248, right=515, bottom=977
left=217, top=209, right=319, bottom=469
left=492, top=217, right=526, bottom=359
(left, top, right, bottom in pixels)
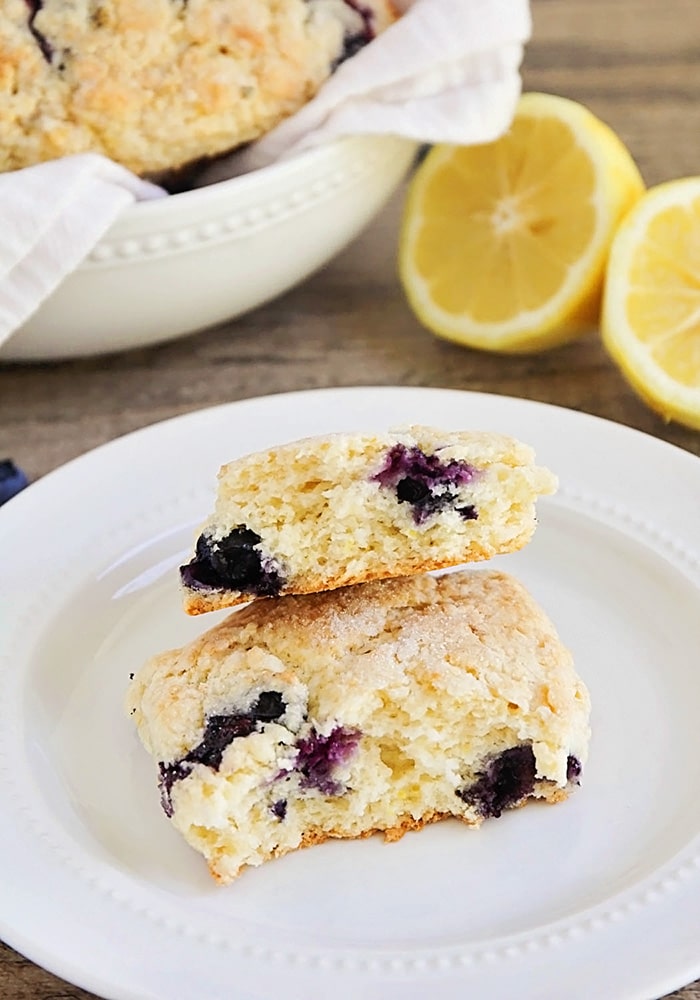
left=180, top=426, right=557, bottom=614
left=127, top=570, right=590, bottom=884
left=0, top=0, right=396, bottom=176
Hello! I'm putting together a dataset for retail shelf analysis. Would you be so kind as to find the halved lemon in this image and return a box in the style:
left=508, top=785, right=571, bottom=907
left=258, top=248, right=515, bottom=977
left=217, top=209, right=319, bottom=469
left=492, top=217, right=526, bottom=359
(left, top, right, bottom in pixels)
left=602, top=177, right=700, bottom=430
left=399, top=92, right=645, bottom=353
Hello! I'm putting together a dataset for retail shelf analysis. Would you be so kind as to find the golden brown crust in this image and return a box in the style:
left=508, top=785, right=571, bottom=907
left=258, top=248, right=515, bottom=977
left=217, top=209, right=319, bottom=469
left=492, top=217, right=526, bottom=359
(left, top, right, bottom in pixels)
left=181, top=533, right=530, bottom=615
left=0, top=0, right=397, bottom=174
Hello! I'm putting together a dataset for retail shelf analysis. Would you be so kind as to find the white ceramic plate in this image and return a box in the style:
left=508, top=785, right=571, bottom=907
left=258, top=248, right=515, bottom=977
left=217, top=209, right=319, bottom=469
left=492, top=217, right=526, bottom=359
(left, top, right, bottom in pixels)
left=2, top=386, right=700, bottom=1000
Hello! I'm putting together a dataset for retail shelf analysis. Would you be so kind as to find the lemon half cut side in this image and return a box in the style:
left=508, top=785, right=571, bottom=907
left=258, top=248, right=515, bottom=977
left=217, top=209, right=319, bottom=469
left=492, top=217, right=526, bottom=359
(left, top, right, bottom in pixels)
left=602, top=177, right=700, bottom=430
left=399, top=92, right=645, bottom=353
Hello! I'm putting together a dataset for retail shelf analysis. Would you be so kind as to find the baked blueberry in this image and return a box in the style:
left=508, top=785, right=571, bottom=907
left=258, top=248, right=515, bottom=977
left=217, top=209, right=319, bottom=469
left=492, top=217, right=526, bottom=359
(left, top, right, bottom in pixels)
left=567, top=755, right=582, bottom=783
left=158, top=690, right=287, bottom=815
left=294, top=726, right=361, bottom=795
left=457, top=745, right=537, bottom=818
left=271, top=799, right=288, bottom=821
left=372, top=444, right=480, bottom=525
left=180, top=526, right=285, bottom=597
left=158, top=761, right=191, bottom=818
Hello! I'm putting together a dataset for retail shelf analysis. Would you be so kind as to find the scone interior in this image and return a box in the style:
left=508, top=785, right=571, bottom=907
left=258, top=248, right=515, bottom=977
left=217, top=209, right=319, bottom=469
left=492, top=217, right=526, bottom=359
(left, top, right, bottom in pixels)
left=127, top=570, right=590, bottom=884
left=1, top=0, right=396, bottom=175
left=180, top=425, right=558, bottom=614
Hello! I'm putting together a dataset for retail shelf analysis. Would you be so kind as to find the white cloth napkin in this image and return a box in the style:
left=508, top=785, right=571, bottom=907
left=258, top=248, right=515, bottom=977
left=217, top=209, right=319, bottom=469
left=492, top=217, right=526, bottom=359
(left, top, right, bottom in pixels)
left=0, top=155, right=164, bottom=349
left=0, top=0, right=530, bottom=351
left=214, top=0, right=532, bottom=176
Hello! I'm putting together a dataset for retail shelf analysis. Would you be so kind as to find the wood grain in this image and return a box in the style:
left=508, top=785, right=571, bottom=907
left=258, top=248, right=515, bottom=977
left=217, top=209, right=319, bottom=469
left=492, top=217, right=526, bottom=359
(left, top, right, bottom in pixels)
left=1, top=0, right=700, bottom=997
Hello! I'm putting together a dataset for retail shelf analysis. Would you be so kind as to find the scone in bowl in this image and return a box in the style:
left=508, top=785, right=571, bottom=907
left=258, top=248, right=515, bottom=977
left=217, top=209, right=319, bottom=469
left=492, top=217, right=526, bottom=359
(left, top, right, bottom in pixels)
left=3, top=135, right=418, bottom=362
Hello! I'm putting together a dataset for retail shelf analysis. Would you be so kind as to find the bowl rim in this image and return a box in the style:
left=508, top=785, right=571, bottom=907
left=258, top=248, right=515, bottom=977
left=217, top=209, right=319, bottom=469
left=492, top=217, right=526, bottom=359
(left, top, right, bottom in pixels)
left=124, top=134, right=406, bottom=220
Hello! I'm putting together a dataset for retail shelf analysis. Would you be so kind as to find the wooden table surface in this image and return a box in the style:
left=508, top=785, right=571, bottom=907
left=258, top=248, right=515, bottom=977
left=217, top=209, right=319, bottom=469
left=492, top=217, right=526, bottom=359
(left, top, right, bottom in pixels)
left=1, top=0, right=699, bottom=997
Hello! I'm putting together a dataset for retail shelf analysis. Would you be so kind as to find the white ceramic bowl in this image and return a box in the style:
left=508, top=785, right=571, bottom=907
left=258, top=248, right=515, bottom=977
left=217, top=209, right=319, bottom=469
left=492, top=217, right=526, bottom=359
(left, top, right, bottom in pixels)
left=2, top=135, right=418, bottom=362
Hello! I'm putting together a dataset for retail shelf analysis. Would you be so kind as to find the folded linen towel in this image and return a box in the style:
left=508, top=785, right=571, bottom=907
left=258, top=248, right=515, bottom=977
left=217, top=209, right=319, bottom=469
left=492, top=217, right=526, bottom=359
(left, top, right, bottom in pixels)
left=222, top=0, right=532, bottom=174
left=0, top=155, right=164, bottom=350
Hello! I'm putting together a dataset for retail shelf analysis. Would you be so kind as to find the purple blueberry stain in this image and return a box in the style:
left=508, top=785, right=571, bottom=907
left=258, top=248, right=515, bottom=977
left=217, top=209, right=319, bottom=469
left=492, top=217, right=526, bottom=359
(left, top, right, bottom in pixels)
left=0, top=460, right=29, bottom=506
left=343, top=0, right=375, bottom=34
left=457, top=504, right=478, bottom=521
left=271, top=799, right=287, bottom=821
left=180, top=525, right=285, bottom=597
left=456, top=745, right=537, bottom=819
left=567, top=755, right=582, bottom=784
left=157, top=690, right=287, bottom=817
left=294, top=726, right=361, bottom=796
left=158, top=761, right=191, bottom=818
left=24, top=0, right=54, bottom=62
left=372, top=444, right=481, bottom=525
left=332, top=0, right=379, bottom=68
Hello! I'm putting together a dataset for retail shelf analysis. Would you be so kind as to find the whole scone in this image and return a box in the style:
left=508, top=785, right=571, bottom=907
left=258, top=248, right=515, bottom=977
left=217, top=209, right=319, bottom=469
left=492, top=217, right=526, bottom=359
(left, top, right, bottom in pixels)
left=127, top=570, right=591, bottom=884
left=0, top=0, right=396, bottom=176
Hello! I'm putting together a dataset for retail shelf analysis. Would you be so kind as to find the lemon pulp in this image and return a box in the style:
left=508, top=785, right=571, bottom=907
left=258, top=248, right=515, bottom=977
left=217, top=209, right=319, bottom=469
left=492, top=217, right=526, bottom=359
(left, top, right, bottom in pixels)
left=400, top=92, right=645, bottom=353
left=602, top=178, right=700, bottom=429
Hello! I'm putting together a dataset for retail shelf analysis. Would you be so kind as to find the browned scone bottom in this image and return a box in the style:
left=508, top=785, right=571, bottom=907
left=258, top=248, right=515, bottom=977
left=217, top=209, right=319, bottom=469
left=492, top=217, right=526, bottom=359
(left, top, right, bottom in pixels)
left=127, top=570, right=590, bottom=884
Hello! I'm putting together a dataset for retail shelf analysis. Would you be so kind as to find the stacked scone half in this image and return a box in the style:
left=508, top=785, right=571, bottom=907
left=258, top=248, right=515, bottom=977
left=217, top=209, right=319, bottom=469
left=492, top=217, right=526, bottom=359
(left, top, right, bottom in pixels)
left=127, top=426, right=591, bottom=884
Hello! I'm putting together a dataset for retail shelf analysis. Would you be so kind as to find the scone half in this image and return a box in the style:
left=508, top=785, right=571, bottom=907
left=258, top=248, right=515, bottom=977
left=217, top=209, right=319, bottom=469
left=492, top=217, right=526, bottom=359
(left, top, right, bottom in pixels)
left=127, top=570, right=590, bottom=884
left=180, top=426, right=557, bottom=614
